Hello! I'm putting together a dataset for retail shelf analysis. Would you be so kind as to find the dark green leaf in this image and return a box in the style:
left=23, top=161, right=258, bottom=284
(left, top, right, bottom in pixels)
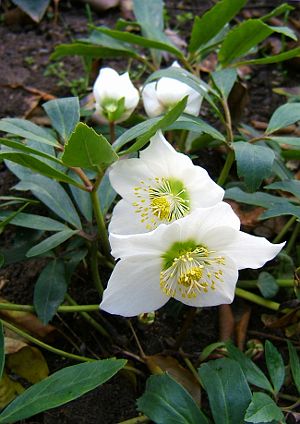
left=210, top=68, right=238, bottom=99
left=64, top=249, right=88, bottom=283
left=0, top=202, right=29, bottom=230
left=269, top=25, right=297, bottom=40
left=265, top=341, right=285, bottom=394
left=225, top=343, right=273, bottom=392
left=166, top=114, right=226, bottom=141
left=0, top=211, right=69, bottom=231
left=62, top=123, right=118, bottom=172
left=245, top=392, right=284, bottom=423
left=0, top=138, right=62, bottom=166
left=199, top=357, right=251, bottom=424
left=0, top=358, right=126, bottom=423
left=0, top=255, right=4, bottom=268
left=0, top=118, right=58, bottom=147
left=91, top=26, right=184, bottom=59
left=26, top=230, right=80, bottom=257
left=235, top=46, right=300, bottom=67
left=34, top=259, right=67, bottom=325
left=0, top=152, right=81, bottom=187
left=265, top=179, right=300, bottom=200
left=224, top=187, right=288, bottom=208
left=219, top=20, right=273, bottom=67
left=260, top=202, right=300, bottom=221
left=287, top=340, right=300, bottom=395
left=68, top=170, right=93, bottom=222
left=97, top=171, right=117, bottom=216
left=14, top=176, right=82, bottom=228
left=137, top=372, right=208, bottom=424
left=267, top=103, right=300, bottom=133
left=0, top=322, right=4, bottom=381
left=270, top=136, right=300, bottom=147
left=11, top=0, right=50, bottom=21
left=51, top=43, right=138, bottom=60
left=121, top=97, right=188, bottom=155
left=79, top=28, right=138, bottom=53
left=189, top=0, right=248, bottom=54
left=260, top=3, right=295, bottom=22
left=233, top=142, right=275, bottom=192
left=257, top=272, right=279, bottom=299
left=43, top=98, right=80, bottom=142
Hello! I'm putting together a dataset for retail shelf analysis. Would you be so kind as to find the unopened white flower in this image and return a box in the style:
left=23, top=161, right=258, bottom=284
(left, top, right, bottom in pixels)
left=100, top=203, right=285, bottom=317
left=93, top=67, right=139, bottom=124
left=142, top=62, right=204, bottom=118
left=109, top=130, right=224, bottom=235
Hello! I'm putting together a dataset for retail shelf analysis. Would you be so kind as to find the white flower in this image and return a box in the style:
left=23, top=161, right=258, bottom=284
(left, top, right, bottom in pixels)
left=93, top=67, right=139, bottom=124
left=142, top=62, right=204, bottom=118
left=109, top=130, right=224, bottom=235
left=100, top=203, right=285, bottom=317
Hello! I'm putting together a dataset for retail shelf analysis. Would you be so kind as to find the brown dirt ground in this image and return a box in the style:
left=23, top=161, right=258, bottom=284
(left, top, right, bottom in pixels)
left=1, top=1, right=300, bottom=423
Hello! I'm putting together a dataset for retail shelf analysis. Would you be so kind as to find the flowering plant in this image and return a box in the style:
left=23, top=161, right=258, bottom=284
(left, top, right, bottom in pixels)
left=1, top=0, right=300, bottom=423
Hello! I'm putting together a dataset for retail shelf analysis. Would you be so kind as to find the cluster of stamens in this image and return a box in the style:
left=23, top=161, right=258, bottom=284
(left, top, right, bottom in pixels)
left=160, top=247, right=225, bottom=299
left=132, top=177, right=190, bottom=231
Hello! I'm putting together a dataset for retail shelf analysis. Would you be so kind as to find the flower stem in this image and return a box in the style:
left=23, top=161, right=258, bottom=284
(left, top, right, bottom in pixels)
left=89, top=186, right=111, bottom=261
left=91, top=240, right=104, bottom=297
left=285, top=221, right=300, bottom=254
left=109, top=121, right=116, bottom=143
left=64, top=293, right=110, bottom=339
left=0, top=302, right=100, bottom=313
left=116, top=415, right=150, bottom=424
left=273, top=215, right=297, bottom=244
left=1, top=319, right=97, bottom=362
left=173, top=307, right=198, bottom=350
left=235, top=287, right=296, bottom=314
left=217, top=148, right=235, bottom=187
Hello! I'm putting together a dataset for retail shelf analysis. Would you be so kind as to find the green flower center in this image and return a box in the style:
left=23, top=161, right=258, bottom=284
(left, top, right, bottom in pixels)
left=133, top=177, right=190, bottom=231
left=160, top=240, right=225, bottom=299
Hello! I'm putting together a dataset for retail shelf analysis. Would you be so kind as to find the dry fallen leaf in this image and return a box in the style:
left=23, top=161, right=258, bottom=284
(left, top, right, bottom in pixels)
left=150, top=355, right=201, bottom=407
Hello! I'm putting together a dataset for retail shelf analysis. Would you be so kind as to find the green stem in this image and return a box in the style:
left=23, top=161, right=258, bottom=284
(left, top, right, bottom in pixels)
left=177, top=129, right=188, bottom=152
left=285, top=221, right=300, bottom=255
left=116, top=415, right=150, bottom=424
left=109, top=121, right=115, bottom=144
left=235, top=287, right=296, bottom=315
left=273, top=215, right=297, bottom=244
left=64, top=293, right=110, bottom=339
left=91, top=240, right=104, bottom=297
left=1, top=319, right=97, bottom=362
left=217, top=148, right=235, bottom=187
left=0, top=302, right=100, bottom=313
left=0, top=319, right=145, bottom=376
left=89, top=186, right=111, bottom=261
left=223, top=96, right=234, bottom=145
left=237, top=279, right=294, bottom=289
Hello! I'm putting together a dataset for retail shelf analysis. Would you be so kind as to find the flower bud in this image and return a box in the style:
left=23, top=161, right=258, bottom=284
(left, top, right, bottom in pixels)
left=93, top=67, right=139, bottom=124
left=142, top=61, right=204, bottom=118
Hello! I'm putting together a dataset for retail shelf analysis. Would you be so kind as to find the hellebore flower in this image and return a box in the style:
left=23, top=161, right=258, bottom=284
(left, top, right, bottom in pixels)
left=100, top=203, right=285, bottom=317
left=109, top=130, right=224, bottom=235
left=93, top=67, right=139, bottom=124
left=142, top=62, right=204, bottom=118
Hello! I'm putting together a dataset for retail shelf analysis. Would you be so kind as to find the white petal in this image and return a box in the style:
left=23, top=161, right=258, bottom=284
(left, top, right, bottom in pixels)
left=177, top=204, right=241, bottom=242
left=93, top=68, right=121, bottom=103
left=173, top=255, right=238, bottom=307
left=109, top=199, right=153, bottom=235
left=221, top=231, right=285, bottom=270
left=140, top=131, right=194, bottom=174
left=100, top=256, right=168, bottom=317
left=142, top=83, right=165, bottom=118
left=109, top=159, right=156, bottom=200
left=110, top=221, right=181, bottom=259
